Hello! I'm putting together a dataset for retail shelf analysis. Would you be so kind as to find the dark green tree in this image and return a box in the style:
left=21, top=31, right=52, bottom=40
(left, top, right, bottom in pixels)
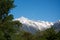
left=55, top=31, right=60, bottom=40
left=0, top=0, right=21, bottom=40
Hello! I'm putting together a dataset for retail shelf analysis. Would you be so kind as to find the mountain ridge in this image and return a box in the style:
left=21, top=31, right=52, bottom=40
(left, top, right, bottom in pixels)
left=14, top=16, right=60, bottom=33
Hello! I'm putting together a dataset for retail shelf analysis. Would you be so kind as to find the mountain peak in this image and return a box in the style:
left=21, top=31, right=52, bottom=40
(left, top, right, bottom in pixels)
left=58, top=20, right=60, bottom=22
left=15, top=16, right=28, bottom=21
left=20, top=16, right=27, bottom=20
left=15, top=16, right=53, bottom=31
left=14, top=17, right=60, bottom=33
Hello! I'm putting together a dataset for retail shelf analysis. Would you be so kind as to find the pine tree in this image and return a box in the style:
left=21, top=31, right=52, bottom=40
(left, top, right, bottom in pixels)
left=0, top=0, right=21, bottom=40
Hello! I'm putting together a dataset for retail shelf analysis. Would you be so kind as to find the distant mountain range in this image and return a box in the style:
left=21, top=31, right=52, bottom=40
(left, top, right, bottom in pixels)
left=14, top=16, right=60, bottom=33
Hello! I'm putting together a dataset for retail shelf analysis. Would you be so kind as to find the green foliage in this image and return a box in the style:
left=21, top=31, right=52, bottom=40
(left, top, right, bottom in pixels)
left=34, top=27, right=60, bottom=40
left=14, top=27, right=60, bottom=40
left=55, top=31, right=60, bottom=40
left=42, top=27, right=56, bottom=40
left=0, top=0, right=21, bottom=40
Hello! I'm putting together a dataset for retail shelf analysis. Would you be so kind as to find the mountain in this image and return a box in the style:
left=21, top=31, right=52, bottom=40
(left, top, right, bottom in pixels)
left=14, top=16, right=54, bottom=33
left=53, top=20, right=60, bottom=31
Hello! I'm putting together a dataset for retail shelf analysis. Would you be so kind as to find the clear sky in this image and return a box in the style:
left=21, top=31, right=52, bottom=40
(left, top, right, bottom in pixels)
left=11, top=0, right=60, bottom=22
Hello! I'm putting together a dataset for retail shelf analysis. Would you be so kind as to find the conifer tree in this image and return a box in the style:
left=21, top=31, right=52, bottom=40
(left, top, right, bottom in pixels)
left=0, top=0, right=21, bottom=40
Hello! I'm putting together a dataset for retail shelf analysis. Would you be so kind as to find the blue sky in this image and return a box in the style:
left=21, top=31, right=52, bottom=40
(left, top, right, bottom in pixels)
left=11, top=0, right=60, bottom=22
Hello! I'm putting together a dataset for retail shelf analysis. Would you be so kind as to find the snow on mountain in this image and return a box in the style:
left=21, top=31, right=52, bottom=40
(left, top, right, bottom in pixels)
left=14, top=16, right=54, bottom=33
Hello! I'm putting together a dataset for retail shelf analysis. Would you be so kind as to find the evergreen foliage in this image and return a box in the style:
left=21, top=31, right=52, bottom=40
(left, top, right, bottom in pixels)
left=11, top=27, right=60, bottom=40
left=0, top=0, right=21, bottom=40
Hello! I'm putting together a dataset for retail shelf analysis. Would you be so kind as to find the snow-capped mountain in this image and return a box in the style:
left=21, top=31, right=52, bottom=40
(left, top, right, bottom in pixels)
left=14, top=16, right=54, bottom=33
